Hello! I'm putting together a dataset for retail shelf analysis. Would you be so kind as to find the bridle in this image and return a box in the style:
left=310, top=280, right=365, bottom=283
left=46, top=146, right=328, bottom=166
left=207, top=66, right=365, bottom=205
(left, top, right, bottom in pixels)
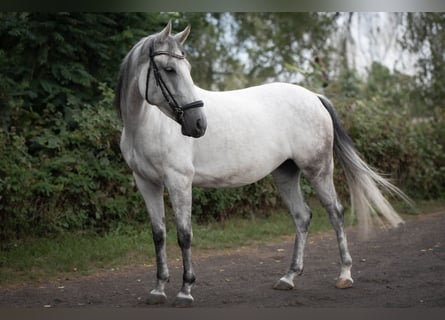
left=145, top=45, right=204, bottom=124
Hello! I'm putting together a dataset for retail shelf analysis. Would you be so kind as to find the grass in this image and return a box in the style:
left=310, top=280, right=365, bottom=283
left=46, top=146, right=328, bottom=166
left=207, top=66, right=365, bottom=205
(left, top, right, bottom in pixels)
left=1, top=198, right=443, bottom=286
left=193, top=204, right=331, bottom=250
left=0, top=227, right=152, bottom=284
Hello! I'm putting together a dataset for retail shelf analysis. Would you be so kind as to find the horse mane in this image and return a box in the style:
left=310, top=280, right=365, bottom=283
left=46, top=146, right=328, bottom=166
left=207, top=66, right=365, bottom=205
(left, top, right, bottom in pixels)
left=114, top=36, right=153, bottom=122
left=114, top=64, right=124, bottom=121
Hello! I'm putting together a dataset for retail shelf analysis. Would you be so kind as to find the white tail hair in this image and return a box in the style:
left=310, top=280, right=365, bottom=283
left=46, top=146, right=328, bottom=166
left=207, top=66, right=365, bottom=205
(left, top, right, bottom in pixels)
left=318, top=95, right=414, bottom=237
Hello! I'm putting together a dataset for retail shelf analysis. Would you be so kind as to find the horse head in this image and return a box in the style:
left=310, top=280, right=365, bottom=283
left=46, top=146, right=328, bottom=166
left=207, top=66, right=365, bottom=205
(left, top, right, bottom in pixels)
left=141, top=21, right=207, bottom=138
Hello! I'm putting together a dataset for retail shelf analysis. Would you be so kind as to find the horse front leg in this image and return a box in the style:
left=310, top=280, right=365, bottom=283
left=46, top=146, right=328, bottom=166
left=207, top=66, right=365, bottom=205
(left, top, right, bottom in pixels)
left=166, top=178, right=195, bottom=307
left=133, top=174, right=169, bottom=304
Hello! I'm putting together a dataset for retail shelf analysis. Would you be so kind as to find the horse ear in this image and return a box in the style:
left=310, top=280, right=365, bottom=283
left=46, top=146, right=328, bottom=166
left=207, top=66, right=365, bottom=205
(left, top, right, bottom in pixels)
left=174, top=24, right=191, bottom=45
left=160, top=20, right=172, bottom=41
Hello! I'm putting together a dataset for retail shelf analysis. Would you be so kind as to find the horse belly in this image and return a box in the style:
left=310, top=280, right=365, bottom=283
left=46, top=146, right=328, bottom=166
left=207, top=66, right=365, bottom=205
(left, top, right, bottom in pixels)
left=192, top=162, right=280, bottom=188
left=192, top=127, right=291, bottom=188
left=192, top=159, right=283, bottom=188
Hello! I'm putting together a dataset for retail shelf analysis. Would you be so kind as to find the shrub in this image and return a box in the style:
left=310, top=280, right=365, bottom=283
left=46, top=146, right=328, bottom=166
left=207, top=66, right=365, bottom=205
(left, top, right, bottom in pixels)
left=335, top=98, right=445, bottom=200
left=191, top=175, right=283, bottom=223
left=0, top=84, right=146, bottom=239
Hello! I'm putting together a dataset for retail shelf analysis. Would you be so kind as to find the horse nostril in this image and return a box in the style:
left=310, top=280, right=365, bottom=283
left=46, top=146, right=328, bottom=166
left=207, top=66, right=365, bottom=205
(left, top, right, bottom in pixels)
left=194, top=118, right=206, bottom=137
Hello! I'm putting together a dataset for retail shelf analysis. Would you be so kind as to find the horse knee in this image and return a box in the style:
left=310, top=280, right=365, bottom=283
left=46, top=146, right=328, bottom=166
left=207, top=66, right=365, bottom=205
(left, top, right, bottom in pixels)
left=152, top=225, right=165, bottom=241
left=152, top=227, right=166, bottom=252
left=177, top=227, right=192, bottom=250
left=296, top=214, right=311, bottom=233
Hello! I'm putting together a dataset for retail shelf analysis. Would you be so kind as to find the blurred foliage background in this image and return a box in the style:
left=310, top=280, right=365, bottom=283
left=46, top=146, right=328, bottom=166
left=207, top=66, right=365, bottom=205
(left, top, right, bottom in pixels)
left=1, top=12, right=444, bottom=239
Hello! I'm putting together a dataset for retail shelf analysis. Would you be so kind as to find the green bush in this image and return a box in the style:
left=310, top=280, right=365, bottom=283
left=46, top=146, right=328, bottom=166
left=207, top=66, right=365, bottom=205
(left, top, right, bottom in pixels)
left=191, top=176, right=282, bottom=223
left=335, top=99, right=444, bottom=200
left=0, top=84, right=146, bottom=239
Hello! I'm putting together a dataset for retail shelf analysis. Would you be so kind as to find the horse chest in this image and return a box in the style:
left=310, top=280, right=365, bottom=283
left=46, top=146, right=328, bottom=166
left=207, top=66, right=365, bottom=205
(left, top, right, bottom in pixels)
left=121, top=133, right=164, bottom=181
left=121, top=127, right=193, bottom=182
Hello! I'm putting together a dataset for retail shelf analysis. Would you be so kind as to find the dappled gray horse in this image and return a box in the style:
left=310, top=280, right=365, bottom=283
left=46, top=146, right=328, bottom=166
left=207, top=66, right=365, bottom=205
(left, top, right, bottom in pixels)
left=115, top=22, right=409, bottom=306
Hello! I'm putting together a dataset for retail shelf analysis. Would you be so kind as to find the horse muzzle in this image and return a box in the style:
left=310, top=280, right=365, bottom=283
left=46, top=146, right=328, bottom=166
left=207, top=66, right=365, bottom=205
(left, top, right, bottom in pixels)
left=180, top=100, right=207, bottom=138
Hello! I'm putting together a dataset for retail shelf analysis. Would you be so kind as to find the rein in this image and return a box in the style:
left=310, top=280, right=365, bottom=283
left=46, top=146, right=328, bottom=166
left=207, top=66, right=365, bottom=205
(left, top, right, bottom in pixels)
left=145, top=48, right=204, bottom=124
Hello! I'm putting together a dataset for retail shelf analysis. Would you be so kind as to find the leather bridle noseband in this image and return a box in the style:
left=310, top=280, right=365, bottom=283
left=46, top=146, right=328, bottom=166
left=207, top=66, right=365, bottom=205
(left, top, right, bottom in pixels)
left=145, top=46, right=204, bottom=124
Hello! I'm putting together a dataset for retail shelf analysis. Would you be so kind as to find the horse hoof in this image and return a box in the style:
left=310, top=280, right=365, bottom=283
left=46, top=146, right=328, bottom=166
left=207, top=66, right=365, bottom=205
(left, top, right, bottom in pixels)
left=147, top=291, right=167, bottom=305
left=273, top=278, right=294, bottom=290
left=173, top=292, right=194, bottom=308
left=336, top=278, right=353, bottom=289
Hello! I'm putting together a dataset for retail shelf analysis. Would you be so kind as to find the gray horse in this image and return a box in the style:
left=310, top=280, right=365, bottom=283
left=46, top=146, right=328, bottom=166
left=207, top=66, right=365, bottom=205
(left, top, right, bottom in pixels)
left=115, top=21, right=410, bottom=306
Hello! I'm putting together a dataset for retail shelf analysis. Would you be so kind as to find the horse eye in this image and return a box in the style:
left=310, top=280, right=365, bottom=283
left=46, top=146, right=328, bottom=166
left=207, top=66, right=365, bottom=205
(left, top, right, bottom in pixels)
left=164, top=66, right=176, bottom=73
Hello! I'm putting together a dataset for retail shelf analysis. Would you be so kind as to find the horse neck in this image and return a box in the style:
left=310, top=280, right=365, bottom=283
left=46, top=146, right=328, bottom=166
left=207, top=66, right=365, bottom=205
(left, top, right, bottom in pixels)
left=120, top=82, right=147, bottom=126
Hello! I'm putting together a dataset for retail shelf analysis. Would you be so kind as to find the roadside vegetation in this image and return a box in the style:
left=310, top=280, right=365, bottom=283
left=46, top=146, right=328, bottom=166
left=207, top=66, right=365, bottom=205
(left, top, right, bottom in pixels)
left=1, top=199, right=442, bottom=285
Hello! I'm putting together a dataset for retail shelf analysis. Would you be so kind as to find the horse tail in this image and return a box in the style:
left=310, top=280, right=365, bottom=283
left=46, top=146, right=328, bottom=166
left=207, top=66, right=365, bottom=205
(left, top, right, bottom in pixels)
left=317, top=95, right=412, bottom=236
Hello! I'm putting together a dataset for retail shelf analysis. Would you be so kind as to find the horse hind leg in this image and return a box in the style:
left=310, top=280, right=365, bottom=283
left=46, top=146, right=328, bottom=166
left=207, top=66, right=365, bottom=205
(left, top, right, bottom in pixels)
left=272, top=160, right=312, bottom=290
left=303, top=160, right=353, bottom=289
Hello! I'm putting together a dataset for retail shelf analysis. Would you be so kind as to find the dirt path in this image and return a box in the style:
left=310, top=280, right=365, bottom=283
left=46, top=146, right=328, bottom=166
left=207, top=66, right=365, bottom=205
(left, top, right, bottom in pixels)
left=1, top=211, right=444, bottom=308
